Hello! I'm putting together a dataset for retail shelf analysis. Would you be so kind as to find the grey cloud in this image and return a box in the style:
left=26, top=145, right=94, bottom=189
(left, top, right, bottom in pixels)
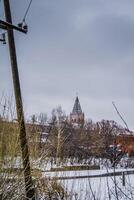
left=1, top=0, right=134, bottom=130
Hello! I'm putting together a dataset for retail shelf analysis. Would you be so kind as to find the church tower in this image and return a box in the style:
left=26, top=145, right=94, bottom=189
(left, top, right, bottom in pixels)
left=70, top=96, right=84, bottom=123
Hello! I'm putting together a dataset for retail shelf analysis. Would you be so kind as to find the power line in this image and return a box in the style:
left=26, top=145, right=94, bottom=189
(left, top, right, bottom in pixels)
left=22, top=0, right=33, bottom=22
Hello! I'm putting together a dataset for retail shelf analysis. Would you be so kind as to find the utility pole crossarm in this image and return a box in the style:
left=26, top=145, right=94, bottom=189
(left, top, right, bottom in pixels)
left=0, top=19, right=27, bottom=33
left=0, top=23, right=7, bottom=30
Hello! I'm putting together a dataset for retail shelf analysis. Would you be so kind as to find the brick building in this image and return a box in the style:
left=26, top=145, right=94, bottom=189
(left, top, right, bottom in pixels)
left=116, top=134, right=134, bottom=156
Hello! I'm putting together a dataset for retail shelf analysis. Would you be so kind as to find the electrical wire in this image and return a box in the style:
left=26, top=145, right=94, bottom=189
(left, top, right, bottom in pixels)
left=22, top=0, right=33, bottom=22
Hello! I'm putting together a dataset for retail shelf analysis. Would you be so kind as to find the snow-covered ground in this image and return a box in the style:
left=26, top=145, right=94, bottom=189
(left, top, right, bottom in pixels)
left=60, top=174, right=134, bottom=200
left=2, top=156, right=134, bottom=199
left=43, top=168, right=134, bottom=200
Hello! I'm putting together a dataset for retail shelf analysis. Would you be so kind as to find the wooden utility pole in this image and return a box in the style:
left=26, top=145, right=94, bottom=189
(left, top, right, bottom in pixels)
left=3, top=0, right=35, bottom=199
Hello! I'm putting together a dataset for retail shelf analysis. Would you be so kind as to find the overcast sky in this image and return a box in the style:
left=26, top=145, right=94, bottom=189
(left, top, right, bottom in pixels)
left=0, top=0, right=134, bottom=129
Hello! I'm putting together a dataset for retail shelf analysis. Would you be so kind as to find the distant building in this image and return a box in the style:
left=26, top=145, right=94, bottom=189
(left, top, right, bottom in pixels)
left=116, top=134, right=134, bottom=156
left=70, top=96, right=84, bottom=124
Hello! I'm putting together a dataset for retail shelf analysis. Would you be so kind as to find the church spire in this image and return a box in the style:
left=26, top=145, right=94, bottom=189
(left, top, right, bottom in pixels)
left=72, top=96, right=82, bottom=114
left=70, top=96, right=84, bottom=124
